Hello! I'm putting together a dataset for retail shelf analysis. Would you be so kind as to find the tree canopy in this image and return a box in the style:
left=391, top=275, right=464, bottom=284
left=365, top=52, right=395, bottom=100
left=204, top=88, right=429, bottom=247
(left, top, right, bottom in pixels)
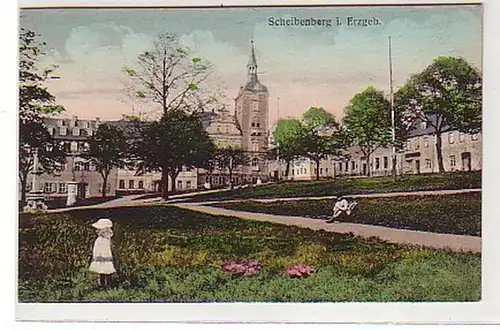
left=395, top=56, right=482, bottom=172
left=85, top=124, right=127, bottom=197
left=343, top=86, right=392, bottom=176
left=18, top=27, right=66, bottom=202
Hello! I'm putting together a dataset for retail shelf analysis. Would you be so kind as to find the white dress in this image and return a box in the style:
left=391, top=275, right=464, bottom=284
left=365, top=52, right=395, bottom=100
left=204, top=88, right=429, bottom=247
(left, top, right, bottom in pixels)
left=89, top=235, right=116, bottom=274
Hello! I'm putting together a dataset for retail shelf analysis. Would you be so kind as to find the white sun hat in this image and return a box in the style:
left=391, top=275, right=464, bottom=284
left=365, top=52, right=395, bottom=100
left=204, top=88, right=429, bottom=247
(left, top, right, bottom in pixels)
left=91, top=218, right=113, bottom=229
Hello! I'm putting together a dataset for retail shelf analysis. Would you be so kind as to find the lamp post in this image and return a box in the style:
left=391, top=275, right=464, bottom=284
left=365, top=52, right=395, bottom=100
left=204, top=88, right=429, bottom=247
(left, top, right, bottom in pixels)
left=31, top=147, right=39, bottom=193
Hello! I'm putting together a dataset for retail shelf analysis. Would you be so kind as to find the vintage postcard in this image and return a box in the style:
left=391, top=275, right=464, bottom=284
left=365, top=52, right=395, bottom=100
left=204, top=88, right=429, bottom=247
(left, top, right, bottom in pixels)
left=15, top=0, right=498, bottom=324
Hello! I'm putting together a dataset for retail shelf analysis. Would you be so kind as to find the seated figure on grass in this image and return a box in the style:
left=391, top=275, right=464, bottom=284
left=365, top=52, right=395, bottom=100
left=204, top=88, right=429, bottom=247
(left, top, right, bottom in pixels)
left=326, top=196, right=358, bottom=223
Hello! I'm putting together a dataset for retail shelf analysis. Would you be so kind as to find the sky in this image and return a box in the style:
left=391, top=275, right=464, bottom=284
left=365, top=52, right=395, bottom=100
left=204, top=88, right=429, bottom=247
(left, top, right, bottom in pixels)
left=19, top=5, right=482, bottom=124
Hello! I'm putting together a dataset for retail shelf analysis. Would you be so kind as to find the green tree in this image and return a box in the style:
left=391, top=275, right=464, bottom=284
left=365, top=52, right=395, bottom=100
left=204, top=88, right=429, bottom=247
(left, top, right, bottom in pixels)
left=18, top=27, right=66, bottom=202
left=137, top=110, right=216, bottom=199
left=395, top=56, right=482, bottom=172
left=302, top=106, right=337, bottom=128
left=272, top=118, right=307, bottom=179
left=84, top=124, right=127, bottom=197
left=19, top=121, right=66, bottom=203
left=123, top=32, right=221, bottom=116
left=301, top=107, right=345, bottom=181
left=343, top=87, right=392, bottom=177
left=215, top=146, right=249, bottom=189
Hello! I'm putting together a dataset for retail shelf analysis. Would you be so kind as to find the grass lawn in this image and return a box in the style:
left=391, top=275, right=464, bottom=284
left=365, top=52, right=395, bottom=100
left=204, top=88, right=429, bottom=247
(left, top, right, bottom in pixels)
left=213, top=193, right=481, bottom=237
left=186, top=171, right=481, bottom=202
left=18, top=205, right=480, bottom=303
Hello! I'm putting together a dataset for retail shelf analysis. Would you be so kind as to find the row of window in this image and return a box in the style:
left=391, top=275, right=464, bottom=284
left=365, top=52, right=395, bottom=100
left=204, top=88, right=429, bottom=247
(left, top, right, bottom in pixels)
left=406, top=132, right=479, bottom=151
left=119, top=180, right=145, bottom=190
left=290, top=167, right=331, bottom=176
left=52, top=127, right=94, bottom=137
left=56, top=120, right=94, bottom=128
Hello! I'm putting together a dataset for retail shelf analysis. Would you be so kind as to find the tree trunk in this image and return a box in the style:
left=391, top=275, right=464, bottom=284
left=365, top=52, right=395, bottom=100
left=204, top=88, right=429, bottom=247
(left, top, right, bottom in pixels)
left=161, top=169, right=169, bottom=200
left=285, top=160, right=291, bottom=180
left=435, top=131, right=445, bottom=173
left=315, top=159, right=320, bottom=181
left=366, top=151, right=371, bottom=177
left=102, top=176, right=108, bottom=198
left=19, top=172, right=28, bottom=204
left=170, top=174, right=177, bottom=193
left=228, top=168, right=233, bottom=189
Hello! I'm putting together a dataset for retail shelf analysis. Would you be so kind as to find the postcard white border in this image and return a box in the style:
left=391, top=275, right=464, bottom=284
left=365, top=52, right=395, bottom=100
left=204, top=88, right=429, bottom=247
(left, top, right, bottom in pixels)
left=3, top=0, right=499, bottom=325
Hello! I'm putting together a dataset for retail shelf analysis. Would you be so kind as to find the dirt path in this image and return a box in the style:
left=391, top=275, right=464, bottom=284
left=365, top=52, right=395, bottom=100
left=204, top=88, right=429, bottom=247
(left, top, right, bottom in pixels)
left=174, top=202, right=481, bottom=253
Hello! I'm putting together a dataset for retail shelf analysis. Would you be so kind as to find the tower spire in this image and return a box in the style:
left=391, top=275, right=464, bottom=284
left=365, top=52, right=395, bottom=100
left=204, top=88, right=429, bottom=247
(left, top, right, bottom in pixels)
left=247, top=40, right=258, bottom=78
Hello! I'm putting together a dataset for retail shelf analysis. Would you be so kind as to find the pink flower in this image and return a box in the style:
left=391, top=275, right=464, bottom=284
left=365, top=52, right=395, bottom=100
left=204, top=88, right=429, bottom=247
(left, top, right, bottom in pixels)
left=222, top=260, right=262, bottom=276
left=285, top=264, right=315, bottom=278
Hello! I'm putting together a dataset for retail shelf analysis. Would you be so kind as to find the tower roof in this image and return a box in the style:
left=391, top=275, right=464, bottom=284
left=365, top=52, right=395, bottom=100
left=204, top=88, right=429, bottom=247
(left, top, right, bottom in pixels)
left=244, top=40, right=268, bottom=93
left=248, top=40, right=257, bottom=67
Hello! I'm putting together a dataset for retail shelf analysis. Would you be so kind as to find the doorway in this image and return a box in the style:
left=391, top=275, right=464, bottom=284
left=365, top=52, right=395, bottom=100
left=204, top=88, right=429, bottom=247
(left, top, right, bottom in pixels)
left=77, top=183, right=88, bottom=199
left=415, top=159, right=421, bottom=174
left=461, top=152, right=472, bottom=171
left=362, top=163, right=367, bottom=176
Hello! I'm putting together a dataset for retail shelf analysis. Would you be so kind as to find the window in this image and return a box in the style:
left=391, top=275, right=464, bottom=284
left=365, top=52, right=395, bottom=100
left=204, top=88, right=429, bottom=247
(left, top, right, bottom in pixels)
left=415, top=138, right=420, bottom=150
left=129, top=180, right=135, bottom=189
left=138, top=181, right=144, bottom=189
left=88, top=129, right=94, bottom=136
left=450, top=155, right=456, bottom=167
left=59, top=183, right=67, bottom=193
left=217, top=125, right=221, bottom=132
left=252, top=158, right=258, bottom=167
left=70, top=142, right=78, bottom=152
left=186, top=181, right=191, bottom=189
left=339, top=163, right=343, bottom=172
left=59, top=127, right=67, bottom=136
left=459, top=132, right=465, bottom=142
left=291, top=169, right=294, bottom=176
left=423, top=137, right=429, bottom=148
left=72, top=128, right=80, bottom=136
left=320, top=168, right=323, bottom=175
left=325, top=168, right=329, bottom=175
left=448, top=132, right=455, bottom=144
left=256, top=123, right=260, bottom=128
left=375, top=158, right=380, bottom=169
left=304, top=168, right=307, bottom=174
left=383, top=156, right=389, bottom=169
left=251, top=101, right=259, bottom=111
left=407, top=140, right=412, bottom=151
left=351, top=161, right=355, bottom=170
left=471, top=133, right=478, bottom=141
left=44, top=182, right=57, bottom=193
left=177, top=181, right=183, bottom=190
left=425, top=159, right=432, bottom=169
left=73, top=161, right=81, bottom=171
left=251, top=122, right=255, bottom=127
left=119, top=180, right=125, bottom=189
left=420, top=121, right=428, bottom=129
left=83, top=162, right=90, bottom=171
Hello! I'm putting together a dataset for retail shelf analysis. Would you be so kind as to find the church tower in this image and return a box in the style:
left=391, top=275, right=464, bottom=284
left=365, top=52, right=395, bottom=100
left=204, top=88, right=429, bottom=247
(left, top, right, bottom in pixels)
left=235, top=41, right=269, bottom=183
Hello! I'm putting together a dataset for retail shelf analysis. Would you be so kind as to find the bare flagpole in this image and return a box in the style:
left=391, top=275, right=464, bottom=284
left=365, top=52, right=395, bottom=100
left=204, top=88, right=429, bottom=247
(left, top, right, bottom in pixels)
left=389, top=36, right=397, bottom=181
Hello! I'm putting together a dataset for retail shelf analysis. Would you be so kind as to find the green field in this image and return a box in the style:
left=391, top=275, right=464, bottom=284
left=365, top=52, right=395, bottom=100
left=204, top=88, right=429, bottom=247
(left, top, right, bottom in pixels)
left=184, top=171, right=481, bottom=202
left=213, top=193, right=481, bottom=236
left=18, top=205, right=480, bottom=302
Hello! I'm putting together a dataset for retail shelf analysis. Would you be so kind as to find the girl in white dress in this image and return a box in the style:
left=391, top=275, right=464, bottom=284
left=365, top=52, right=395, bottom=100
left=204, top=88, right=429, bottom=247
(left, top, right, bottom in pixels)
left=89, top=218, right=116, bottom=289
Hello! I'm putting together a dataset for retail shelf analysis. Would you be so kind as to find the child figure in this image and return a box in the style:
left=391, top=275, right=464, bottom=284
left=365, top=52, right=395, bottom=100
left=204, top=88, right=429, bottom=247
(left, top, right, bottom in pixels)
left=89, top=218, right=116, bottom=289
left=326, top=197, right=358, bottom=223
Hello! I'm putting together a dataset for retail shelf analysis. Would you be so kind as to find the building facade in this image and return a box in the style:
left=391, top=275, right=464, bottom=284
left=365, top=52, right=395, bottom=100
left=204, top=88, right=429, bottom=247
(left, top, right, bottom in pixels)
left=332, top=121, right=482, bottom=177
left=26, top=116, right=119, bottom=199
left=234, top=41, right=270, bottom=183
